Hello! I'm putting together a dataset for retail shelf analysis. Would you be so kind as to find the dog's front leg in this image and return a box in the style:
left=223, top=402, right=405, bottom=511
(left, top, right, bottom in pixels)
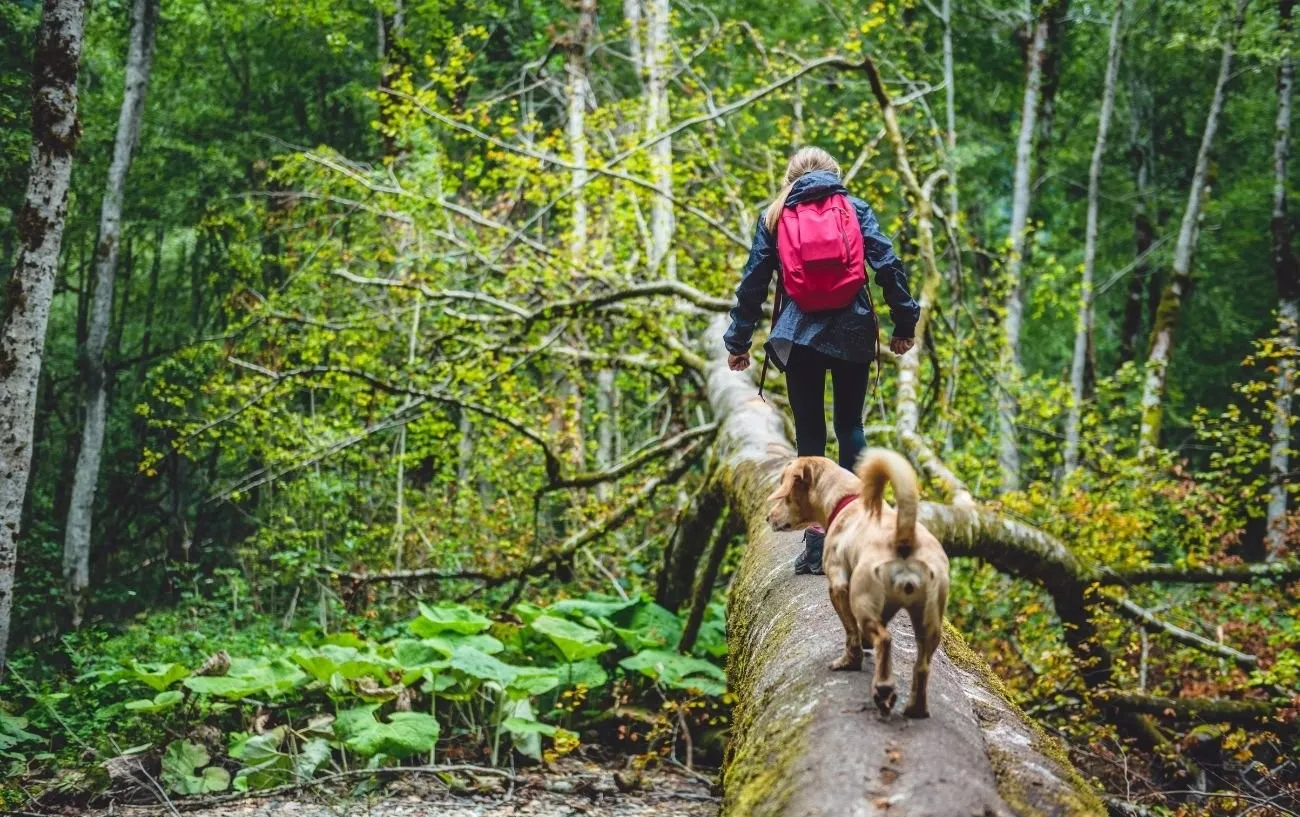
left=903, top=603, right=939, bottom=719
left=827, top=579, right=863, bottom=671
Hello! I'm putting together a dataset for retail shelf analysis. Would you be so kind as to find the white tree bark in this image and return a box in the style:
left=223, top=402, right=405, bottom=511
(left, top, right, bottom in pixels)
left=997, top=11, right=1048, bottom=493
left=0, top=0, right=89, bottom=668
left=1063, top=0, right=1125, bottom=477
left=62, top=0, right=158, bottom=627
left=624, top=0, right=643, bottom=79
left=566, top=0, right=594, bottom=262
left=645, top=0, right=674, bottom=278
left=1138, top=0, right=1248, bottom=457
left=1268, top=0, right=1297, bottom=560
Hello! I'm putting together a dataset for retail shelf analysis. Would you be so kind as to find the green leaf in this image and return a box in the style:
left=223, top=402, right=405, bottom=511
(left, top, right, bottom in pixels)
left=162, top=740, right=230, bottom=795
left=292, top=645, right=390, bottom=684
left=338, top=709, right=440, bottom=759
left=625, top=603, right=682, bottom=648
left=502, top=698, right=549, bottom=760
left=529, top=615, right=613, bottom=663
left=506, top=666, right=561, bottom=698
left=124, top=690, right=184, bottom=714
left=130, top=662, right=191, bottom=692
left=410, top=603, right=491, bottom=636
left=619, top=650, right=726, bottom=696
left=557, top=659, right=608, bottom=691
left=0, top=713, right=40, bottom=752
left=448, top=645, right=518, bottom=686
left=547, top=597, right=639, bottom=621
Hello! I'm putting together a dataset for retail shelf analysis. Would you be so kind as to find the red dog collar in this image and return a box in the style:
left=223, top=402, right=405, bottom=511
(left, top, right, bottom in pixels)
left=827, top=493, right=858, bottom=531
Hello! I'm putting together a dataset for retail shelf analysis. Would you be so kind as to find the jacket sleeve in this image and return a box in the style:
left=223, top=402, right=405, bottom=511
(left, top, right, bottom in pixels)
left=854, top=199, right=920, bottom=339
left=723, top=215, right=779, bottom=355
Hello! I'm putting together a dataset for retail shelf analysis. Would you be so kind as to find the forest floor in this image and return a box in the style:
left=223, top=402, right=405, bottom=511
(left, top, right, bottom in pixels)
left=75, top=758, right=720, bottom=817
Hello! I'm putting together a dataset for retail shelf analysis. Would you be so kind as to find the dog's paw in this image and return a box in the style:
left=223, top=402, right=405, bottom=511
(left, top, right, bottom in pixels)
left=872, top=683, right=897, bottom=715
left=829, top=651, right=863, bottom=671
left=902, top=703, right=930, bottom=719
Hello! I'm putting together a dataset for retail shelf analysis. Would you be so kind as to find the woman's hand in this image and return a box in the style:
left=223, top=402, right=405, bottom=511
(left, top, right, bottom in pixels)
left=890, top=337, right=915, bottom=355
left=728, top=352, right=752, bottom=371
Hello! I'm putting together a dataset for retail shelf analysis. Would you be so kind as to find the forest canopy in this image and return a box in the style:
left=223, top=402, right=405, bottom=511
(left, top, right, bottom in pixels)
left=0, top=0, right=1297, bottom=814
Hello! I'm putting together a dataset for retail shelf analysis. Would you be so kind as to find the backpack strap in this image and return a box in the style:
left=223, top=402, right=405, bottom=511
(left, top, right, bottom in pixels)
left=758, top=276, right=786, bottom=401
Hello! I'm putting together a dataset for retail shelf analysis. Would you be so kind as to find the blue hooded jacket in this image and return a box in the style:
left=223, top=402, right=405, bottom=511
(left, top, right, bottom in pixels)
left=722, top=170, right=920, bottom=370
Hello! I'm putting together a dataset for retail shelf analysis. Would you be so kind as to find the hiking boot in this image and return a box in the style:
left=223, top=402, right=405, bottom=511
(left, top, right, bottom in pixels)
left=794, top=526, right=825, bottom=575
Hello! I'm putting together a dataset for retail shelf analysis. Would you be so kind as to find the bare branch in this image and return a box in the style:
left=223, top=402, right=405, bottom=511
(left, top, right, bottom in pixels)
left=1109, top=598, right=1257, bottom=669
left=544, top=422, right=718, bottom=492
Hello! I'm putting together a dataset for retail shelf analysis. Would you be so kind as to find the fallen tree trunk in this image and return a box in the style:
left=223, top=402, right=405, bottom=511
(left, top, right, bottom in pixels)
left=703, top=315, right=1102, bottom=817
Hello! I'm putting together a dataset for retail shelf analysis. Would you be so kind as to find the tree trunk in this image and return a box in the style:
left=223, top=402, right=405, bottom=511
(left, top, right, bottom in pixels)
left=1063, top=0, right=1125, bottom=477
left=997, top=9, right=1049, bottom=493
left=1268, top=0, right=1297, bottom=560
left=62, top=0, right=158, bottom=628
left=1138, top=0, right=1247, bottom=456
left=623, top=0, right=643, bottom=81
left=645, top=0, right=674, bottom=278
left=0, top=0, right=89, bottom=669
left=702, top=314, right=1102, bottom=817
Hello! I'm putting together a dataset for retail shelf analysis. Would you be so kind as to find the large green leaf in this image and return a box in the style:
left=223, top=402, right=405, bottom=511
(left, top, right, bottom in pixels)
left=448, top=645, right=518, bottom=686
left=529, top=615, right=613, bottom=663
left=129, top=662, right=191, bottom=692
left=619, top=650, right=727, bottom=696
left=625, top=603, right=683, bottom=649
left=547, top=597, right=639, bottom=621
left=291, top=645, right=390, bottom=683
left=124, top=690, right=184, bottom=714
left=557, top=659, right=609, bottom=691
left=410, top=603, right=491, bottom=636
left=0, top=713, right=40, bottom=754
left=502, top=698, right=551, bottom=760
left=337, top=709, right=440, bottom=759
left=506, top=666, right=562, bottom=698
left=184, top=658, right=306, bottom=700
left=161, top=740, right=230, bottom=795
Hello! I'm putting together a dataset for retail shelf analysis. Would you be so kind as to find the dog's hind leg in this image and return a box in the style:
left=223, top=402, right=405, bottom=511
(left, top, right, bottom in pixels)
left=827, top=577, right=863, bottom=671
left=903, top=603, right=939, bottom=719
left=860, top=614, right=895, bottom=714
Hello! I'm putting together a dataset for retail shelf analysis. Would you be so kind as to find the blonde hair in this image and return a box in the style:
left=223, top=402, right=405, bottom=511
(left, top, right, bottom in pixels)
left=763, top=147, right=842, bottom=232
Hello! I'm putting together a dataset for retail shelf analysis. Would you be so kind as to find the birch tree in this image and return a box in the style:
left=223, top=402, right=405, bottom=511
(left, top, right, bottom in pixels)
left=997, top=6, right=1050, bottom=492
left=1267, top=0, right=1296, bottom=560
left=645, top=0, right=674, bottom=278
left=0, top=0, right=89, bottom=669
left=1137, top=0, right=1249, bottom=456
left=62, top=0, right=158, bottom=627
left=1063, top=0, right=1126, bottom=477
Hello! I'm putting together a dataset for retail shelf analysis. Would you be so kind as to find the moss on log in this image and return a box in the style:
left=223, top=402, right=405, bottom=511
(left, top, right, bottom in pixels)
left=702, top=315, right=1104, bottom=817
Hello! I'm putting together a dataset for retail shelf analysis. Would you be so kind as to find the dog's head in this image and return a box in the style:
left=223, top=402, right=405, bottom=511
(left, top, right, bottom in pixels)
left=765, top=457, right=825, bottom=532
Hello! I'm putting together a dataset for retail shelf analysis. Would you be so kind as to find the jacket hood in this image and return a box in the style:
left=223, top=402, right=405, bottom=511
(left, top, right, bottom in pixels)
left=786, top=169, right=849, bottom=206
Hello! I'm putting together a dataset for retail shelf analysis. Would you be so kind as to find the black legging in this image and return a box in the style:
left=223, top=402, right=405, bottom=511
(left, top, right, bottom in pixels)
left=784, top=344, right=870, bottom=470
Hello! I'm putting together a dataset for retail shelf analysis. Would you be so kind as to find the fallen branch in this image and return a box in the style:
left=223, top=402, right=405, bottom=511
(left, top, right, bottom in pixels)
left=1109, top=598, right=1257, bottom=669
left=1101, top=561, right=1300, bottom=586
left=1095, top=691, right=1287, bottom=727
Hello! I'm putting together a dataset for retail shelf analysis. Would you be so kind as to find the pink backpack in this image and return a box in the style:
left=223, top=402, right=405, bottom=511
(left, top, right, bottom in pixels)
left=775, top=193, right=865, bottom=312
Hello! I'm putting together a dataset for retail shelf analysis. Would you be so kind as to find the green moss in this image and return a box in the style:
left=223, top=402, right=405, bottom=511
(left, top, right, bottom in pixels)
left=943, top=623, right=1106, bottom=816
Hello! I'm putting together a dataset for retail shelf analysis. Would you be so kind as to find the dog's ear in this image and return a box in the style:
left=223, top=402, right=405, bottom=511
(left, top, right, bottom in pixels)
left=797, top=460, right=814, bottom=488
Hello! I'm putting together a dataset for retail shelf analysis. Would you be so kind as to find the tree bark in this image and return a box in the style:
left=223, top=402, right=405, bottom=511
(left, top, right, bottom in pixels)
left=0, top=0, right=89, bottom=669
left=702, top=314, right=1102, bottom=817
left=1267, top=0, right=1297, bottom=561
left=644, top=0, right=674, bottom=278
left=998, top=8, right=1049, bottom=493
left=62, top=0, right=158, bottom=627
left=1063, top=0, right=1125, bottom=477
left=1138, top=0, right=1248, bottom=456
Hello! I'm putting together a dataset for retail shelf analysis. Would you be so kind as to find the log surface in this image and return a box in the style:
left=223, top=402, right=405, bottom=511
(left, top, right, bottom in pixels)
left=703, top=315, right=1102, bottom=817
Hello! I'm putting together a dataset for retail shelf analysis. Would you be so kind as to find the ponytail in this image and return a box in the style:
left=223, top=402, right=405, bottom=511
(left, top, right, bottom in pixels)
left=763, top=146, right=842, bottom=233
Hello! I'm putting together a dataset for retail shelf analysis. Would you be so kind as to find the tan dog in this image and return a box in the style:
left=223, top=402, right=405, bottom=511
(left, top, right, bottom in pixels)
left=766, top=450, right=950, bottom=718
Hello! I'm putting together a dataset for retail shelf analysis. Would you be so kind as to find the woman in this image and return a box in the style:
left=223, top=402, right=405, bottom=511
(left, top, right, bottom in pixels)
left=724, top=147, right=919, bottom=575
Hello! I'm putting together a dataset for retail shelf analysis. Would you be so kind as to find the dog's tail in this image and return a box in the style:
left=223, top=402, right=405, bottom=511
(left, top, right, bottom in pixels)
left=857, top=449, right=919, bottom=559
